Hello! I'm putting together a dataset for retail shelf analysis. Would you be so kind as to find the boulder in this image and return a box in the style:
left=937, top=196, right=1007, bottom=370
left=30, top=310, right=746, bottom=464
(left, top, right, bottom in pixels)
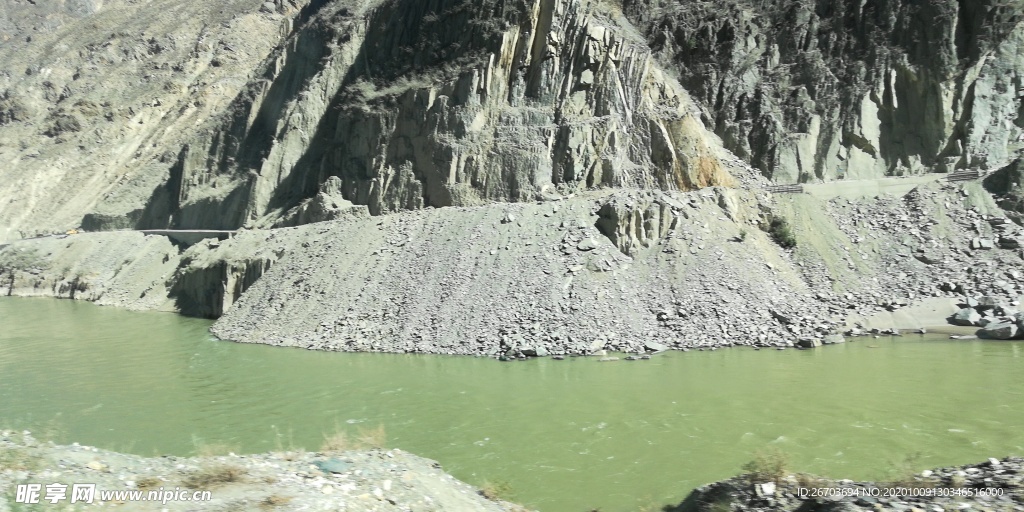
left=980, top=322, right=1018, bottom=340
left=313, top=458, right=353, bottom=474
left=996, top=306, right=1020, bottom=317
left=976, top=296, right=1000, bottom=310
left=644, top=341, right=669, bottom=352
left=822, top=334, right=846, bottom=345
left=796, top=338, right=821, bottom=348
left=999, top=237, right=1021, bottom=249
left=951, top=308, right=982, bottom=326
left=755, top=482, right=776, bottom=497
left=576, top=238, right=599, bottom=251
left=521, top=346, right=549, bottom=357
left=914, top=251, right=941, bottom=265
left=972, top=238, right=995, bottom=250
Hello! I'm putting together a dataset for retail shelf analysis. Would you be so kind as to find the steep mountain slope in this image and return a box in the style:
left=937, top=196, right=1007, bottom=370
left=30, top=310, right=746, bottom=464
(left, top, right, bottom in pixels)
left=623, top=0, right=1024, bottom=182
left=0, top=0, right=756, bottom=239
left=100, top=0, right=753, bottom=231
left=0, top=0, right=315, bottom=240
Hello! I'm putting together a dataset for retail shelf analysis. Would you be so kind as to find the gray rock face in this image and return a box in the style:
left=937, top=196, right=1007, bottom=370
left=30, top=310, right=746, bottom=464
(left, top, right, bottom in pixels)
left=1, top=0, right=1021, bottom=240
left=622, top=0, right=1024, bottom=183
left=139, top=0, right=749, bottom=231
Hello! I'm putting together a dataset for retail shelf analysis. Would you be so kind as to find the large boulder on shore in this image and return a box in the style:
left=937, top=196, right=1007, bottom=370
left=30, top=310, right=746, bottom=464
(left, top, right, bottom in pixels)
left=796, top=338, right=821, bottom=348
left=951, top=308, right=982, bottom=326
left=980, top=322, right=1019, bottom=340
left=822, top=334, right=846, bottom=345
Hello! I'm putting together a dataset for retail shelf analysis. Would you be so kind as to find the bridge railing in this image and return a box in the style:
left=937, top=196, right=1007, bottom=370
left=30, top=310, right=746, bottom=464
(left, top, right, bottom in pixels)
left=765, top=184, right=804, bottom=194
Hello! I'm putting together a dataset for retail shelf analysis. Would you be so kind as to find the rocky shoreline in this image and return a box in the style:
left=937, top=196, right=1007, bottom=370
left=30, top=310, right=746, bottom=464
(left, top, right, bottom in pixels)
left=4, top=175, right=1024, bottom=358
left=0, top=431, right=527, bottom=511
left=677, top=457, right=1024, bottom=512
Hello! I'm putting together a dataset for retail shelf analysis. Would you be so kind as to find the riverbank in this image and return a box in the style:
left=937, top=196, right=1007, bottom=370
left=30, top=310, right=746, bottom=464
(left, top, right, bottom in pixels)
left=0, top=431, right=528, bottom=511
left=677, top=457, right=1024, bottom=512
left=3, top=179, right=1024, bottom=357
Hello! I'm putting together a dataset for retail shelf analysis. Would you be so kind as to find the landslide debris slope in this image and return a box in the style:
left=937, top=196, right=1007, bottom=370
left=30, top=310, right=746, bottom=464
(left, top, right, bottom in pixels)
left=623, top=0, right=1024, bottom=183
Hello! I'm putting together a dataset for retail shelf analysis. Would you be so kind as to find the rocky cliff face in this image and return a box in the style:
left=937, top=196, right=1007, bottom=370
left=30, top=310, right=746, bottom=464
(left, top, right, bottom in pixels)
left=1, top=0, right=1020, bottom=238
left=140, top=0, right=750, bottom=231
left=623, top=0, right=1024, bottom=183
left=0, top=0, right=755, bottom=238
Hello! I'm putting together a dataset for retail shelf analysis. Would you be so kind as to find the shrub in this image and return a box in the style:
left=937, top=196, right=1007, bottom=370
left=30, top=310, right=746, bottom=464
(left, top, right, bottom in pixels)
left=742, top=447, right=790, bottom=483
left=768, top=218, right=797, bottom=248
left=479, top=480, right=515, bottom=501
left=135, top=477, right=162, bottom=491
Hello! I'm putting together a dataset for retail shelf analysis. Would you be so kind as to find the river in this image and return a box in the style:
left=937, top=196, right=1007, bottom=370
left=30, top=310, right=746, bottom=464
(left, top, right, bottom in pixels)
left=1, top=297, right=1022, bottom=511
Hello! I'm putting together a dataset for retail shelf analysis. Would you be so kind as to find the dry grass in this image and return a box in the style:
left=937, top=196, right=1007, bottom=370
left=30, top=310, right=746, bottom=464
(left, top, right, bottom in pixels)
left=0, top=446, right=40, bottom=471
left=321, top=430, right=352, bottom=452
left=794, top=473, right=825, bottom=490
left=879, top=453, right=937, bottom=490
left=260, top=494, right=293, bottom=509
left=355, top=425, right=387, bottom=449
left=321, top=424, right=387, bottom=452
left=182, top=464, right=246, bottom=489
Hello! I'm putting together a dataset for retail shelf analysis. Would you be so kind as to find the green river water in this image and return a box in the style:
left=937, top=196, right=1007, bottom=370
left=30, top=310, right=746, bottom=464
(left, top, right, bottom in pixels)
left=1, top=297, right=1022, bottom=511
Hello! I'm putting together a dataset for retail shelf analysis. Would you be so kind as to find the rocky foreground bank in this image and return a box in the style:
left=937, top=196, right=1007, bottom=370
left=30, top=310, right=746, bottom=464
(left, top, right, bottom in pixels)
left=678, top=457, right=1024, bottom=512
left=0, top=432, right=527, bottom=511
